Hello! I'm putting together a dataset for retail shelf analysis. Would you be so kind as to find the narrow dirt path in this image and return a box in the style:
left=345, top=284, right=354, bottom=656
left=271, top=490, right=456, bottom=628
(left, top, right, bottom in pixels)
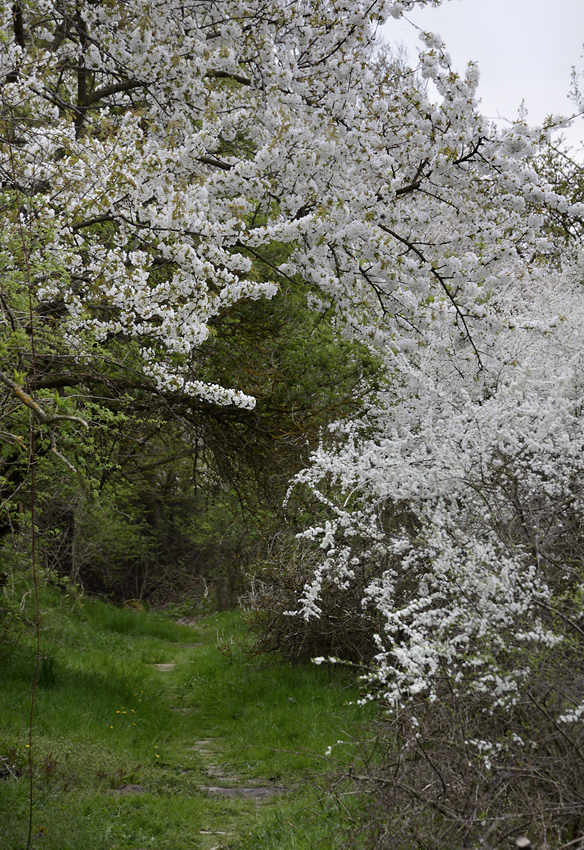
left=146, top=617, right=296, bottom=849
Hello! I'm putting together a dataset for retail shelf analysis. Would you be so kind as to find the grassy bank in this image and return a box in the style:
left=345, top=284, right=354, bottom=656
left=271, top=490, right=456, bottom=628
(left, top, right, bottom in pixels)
left=0, top=590, right=371, bottom=849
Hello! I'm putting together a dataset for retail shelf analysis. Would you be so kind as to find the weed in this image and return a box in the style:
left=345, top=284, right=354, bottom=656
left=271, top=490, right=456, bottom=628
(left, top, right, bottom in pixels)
left=0, top=743, right=25, bottom=780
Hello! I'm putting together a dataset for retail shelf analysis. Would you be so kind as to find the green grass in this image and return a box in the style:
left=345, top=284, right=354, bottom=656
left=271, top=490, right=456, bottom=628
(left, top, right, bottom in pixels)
left=0, top=588, right=372, bottom=849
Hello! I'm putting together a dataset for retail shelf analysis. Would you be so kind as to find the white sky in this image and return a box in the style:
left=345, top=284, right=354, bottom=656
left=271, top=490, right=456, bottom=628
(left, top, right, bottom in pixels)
left=382, top=0, right=584, bottom=156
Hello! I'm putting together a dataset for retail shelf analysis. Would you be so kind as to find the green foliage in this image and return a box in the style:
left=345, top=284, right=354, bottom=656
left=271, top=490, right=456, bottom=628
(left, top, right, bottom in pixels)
left=0, top=247, right=377, bottom=604
left=0, top=176, right=380, bottom=603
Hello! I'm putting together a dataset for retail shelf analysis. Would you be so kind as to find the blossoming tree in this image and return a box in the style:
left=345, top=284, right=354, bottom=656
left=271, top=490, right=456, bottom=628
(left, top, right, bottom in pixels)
left=3, top=0, right=584, bottom=840
left=3, top=0, right=554, bottom=414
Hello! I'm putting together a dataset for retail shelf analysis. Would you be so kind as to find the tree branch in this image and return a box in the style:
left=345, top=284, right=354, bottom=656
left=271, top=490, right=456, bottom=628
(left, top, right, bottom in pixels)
left=206, top=69, right=252, bottom=86
left=84, top=79, right=146, bottom=106
left=394, top=180, right=422, bottom=197
left=0, top=371, right=88, bottom=429
left=377, top=222, right=483, bottom=368
left=197, top=155, right=234, bottom=171
left=71, top=214, right=116, bottom=231
left=12, top=1, right=26, bottom=52
left=453, top=136, right=485, bottom=166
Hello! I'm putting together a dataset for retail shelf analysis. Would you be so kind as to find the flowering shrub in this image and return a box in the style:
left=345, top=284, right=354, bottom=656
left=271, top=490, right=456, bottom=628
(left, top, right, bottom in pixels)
left=289, top=249, right=584, bottom=847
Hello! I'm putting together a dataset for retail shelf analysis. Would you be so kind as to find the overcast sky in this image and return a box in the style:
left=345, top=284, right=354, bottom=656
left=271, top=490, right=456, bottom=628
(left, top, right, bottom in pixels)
left=382, top=0, right=584, bottom=155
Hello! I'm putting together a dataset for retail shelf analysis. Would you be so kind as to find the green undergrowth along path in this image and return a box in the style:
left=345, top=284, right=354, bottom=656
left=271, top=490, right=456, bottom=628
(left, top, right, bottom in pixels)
left=0, top=592, right=372, bottom=849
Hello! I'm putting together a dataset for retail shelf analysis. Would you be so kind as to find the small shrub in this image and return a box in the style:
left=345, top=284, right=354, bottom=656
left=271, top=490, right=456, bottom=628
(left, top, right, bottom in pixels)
left=245, top=538, right=380, bottom=663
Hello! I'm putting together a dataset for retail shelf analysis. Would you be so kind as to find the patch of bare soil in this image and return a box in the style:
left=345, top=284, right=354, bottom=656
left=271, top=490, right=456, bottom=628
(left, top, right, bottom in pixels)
left=191, top=739, right=289, bottom=801
left=116, top=784, right=148, bottom=794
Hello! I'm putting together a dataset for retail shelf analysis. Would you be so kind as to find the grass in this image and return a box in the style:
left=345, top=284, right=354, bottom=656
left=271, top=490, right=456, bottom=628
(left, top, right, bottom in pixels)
left=0, top=587, right=373, bottom=849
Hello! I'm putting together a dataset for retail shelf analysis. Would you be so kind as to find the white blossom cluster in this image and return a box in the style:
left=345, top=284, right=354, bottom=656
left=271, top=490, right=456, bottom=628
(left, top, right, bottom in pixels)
left=292, top=250, right=584, bottom=723
left=3, top=0, right=576, bottom=407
